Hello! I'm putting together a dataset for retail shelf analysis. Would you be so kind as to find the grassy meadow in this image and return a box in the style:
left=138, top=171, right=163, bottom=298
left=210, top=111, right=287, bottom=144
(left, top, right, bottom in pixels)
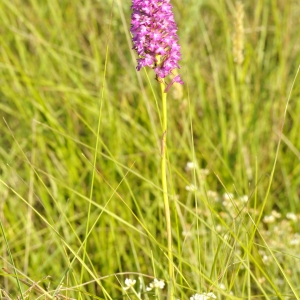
left=1, top=0, right=300, bottom=299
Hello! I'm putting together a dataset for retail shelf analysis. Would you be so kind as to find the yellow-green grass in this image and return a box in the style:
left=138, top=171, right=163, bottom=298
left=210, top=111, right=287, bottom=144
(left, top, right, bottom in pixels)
left=1, top=0, right=300, bottom=299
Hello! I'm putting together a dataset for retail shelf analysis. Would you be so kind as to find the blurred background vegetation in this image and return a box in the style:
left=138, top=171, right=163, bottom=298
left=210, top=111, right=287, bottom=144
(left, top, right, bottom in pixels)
left=0, top=0, right=300, bottom=299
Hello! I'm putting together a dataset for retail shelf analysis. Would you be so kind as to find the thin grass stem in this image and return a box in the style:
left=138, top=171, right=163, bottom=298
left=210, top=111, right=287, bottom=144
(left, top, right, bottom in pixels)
left=80, top=2, right=114, bottom=298
left=0, top=221, right=24, bottom=300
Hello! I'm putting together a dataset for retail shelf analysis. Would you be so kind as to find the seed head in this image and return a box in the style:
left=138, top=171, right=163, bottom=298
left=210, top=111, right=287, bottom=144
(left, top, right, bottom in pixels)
left=233, top=1, right=244, bottom=65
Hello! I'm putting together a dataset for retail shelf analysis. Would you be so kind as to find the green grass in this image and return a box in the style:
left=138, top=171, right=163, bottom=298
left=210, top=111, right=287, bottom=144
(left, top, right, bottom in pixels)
left=1, top=0, right=300, bottom=299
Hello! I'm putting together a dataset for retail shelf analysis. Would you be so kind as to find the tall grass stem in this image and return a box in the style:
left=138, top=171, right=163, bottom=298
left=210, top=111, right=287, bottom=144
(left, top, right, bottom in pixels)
left=160, top=82, right=174, bottom=299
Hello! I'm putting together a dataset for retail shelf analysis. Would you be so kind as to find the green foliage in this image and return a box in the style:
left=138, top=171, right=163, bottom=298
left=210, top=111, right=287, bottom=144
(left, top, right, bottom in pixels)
left=0, top=0, right=300, bottom=299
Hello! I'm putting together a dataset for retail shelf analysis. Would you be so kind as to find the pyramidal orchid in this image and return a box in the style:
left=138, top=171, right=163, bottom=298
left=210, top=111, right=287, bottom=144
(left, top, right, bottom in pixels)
left=130, top=0, right=183, bottom=87
left=130, top=1, right=183, bottom=298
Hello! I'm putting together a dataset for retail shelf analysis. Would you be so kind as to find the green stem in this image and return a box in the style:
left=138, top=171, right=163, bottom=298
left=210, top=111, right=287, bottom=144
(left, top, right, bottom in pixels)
left=160, top=81, right=174, bottom=299
left=0, top=220, right=24, bottom=300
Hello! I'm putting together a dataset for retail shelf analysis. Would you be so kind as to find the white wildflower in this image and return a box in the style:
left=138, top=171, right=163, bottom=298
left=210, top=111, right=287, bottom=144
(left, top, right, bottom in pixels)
left=258, top=277, right=266, bottom=284
left=146, top=278, right=165, bottom=291
left=223, top=234, right=230, bottom=241
left=262, top=254, right=269, bottom=265
left=200, top=168, right=210, bottom=176
left=207, top=190, right=218, bottom=201
left=222, top=200, right=233, bottom=208
left=186, top=184, right=197, bottom=192
left=290, top=238, right=300, bottom=246
left=216, top=224, right=222, bottom=233
left=223, top=193, right=234, bottom=201
left=185, top=161, right=196, bottom=171
left=123, top=278, right=136, bottom=291
left=290, top=233, right=300, bottom=246
left=263, top=215, right=275, bottom=224
left=239, top=195, right=248, bottom=203
left=190, top=292, right=217, bottom=300
left=218, top=283, right=234, bottom=295
left=271, top=210, right=281, bottom=218
left=286, top=212, right=297, bottom=221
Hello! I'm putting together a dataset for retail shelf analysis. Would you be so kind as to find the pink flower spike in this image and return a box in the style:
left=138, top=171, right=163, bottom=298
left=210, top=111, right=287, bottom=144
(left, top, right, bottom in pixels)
left=130, top=0, right=183, bottom=82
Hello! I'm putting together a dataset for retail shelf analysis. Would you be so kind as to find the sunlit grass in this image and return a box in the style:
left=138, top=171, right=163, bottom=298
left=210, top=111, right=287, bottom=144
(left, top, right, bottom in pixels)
left=1, top=0, right=300, bottom=299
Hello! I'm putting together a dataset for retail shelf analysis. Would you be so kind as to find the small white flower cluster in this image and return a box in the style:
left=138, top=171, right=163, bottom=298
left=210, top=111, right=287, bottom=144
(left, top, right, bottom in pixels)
left=218, top=283, right=234, bottom=295
left=207, top=190, right=218, bottom=201
left=123, top=278, right=165, bottom=293
left=259, top=250, right=270, bottom=265
left=221, top=193, right=249, bottom=218
left=272, top=210, right=281, bottom=218
left=185, top=161, right=196, bottom=171
left=290, top=233, right=300, bottom=246
left=190, top=292, right=217, bottom=300
left=239, top=195, right=248, bottom=203
left=263, top=215, right=276, bottom=224
left=146, top=278, right=165, bottom=291
left=222, top=193, right=234, bottom=201
left=199, top=168, right=210, bottom=177
left=185, top=162, right=210, bottom=177
left=123, top=278, right=136, bottom=291
left=263, top=210, right=282, bottom=224
left=186, top=184, right=197, bottom=192
left=286, top=212, right=297, bottom=221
